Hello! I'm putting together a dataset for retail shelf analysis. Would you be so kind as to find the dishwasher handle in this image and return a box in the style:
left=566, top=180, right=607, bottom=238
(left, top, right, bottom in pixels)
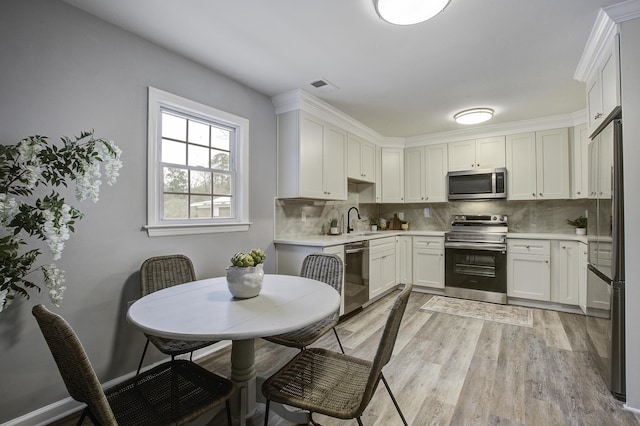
left=346, top=247, right=369, bottom=254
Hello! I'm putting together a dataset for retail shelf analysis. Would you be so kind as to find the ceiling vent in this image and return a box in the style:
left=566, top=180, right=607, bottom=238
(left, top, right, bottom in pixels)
left=309, top=78, right=338, bottom=92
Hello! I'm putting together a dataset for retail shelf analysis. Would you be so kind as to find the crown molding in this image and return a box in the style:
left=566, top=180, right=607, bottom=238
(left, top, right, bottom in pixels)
left=574, top=0, right=640, bottom=82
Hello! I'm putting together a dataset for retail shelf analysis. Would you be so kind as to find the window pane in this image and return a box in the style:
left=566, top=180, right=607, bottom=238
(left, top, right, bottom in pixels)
left=164, top=167, right=188, bottom=193
left=164, top=194, right=188, bottom=219
left=162, top=139, right=186, bottom=165
left=190, top=195, right=212, bottom=218
left=213, top=172, right=231, bottom=195
left=188, top=120, right=210, bottom=146
left=188, top=144, right=210, bottom=168
left=211, top=151, right=230, bottom=171
left=190, top=170, right=212, bottom=194
left=213, top=196, right=232, bottom=218
left=162, top=112, right=186, bottom=141
left=212, top=127, right=231, bottom=151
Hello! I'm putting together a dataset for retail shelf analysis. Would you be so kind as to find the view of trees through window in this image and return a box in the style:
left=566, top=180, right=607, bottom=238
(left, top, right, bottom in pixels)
left=161, top=111, right=234, bottom=219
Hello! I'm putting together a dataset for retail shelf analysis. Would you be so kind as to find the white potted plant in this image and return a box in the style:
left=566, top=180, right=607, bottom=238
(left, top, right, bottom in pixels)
left=567, top=216, right=587, bottom=235
left=329, top=218, right=339, bottom=235
left=370, top=218, right=379, bottom=231
left=226, top=249, right=266, bottom=298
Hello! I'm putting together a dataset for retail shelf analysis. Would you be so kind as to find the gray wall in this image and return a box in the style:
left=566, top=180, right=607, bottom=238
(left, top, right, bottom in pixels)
left=0, top=0, right=277, bottom=422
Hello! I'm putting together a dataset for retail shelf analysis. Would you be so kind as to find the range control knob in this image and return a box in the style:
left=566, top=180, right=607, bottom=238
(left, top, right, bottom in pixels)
left=492, top=215, right=497, bottom=221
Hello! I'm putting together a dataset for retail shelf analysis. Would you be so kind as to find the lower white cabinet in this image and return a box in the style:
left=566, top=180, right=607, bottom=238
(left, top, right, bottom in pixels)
left=370, top=237, right=396, bottom=299
left=396, top=236, right=412, bottom=285
left=507, top=239, right=550, bottom=301
left=579, top=242, right=588, bottom=313
left=412, top=236, right=444, bottom=288
left=551, top=241, right=580, bottom=305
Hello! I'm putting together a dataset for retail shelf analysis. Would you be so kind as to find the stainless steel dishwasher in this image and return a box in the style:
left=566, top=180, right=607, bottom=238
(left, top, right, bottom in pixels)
left=344, top=240, right=369, bottom=314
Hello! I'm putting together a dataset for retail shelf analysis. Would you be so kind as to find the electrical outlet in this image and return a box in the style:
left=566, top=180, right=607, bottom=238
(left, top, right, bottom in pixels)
left=423, top=208, right=431, bottom=218
left=398, top=212, right=405, bottom=221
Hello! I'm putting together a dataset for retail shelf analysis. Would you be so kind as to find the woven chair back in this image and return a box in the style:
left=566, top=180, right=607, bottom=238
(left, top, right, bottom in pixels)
left=358, top=283, right=412, bottom=412
left=300, top=253, right=343, bottom=294
left=140, top=254, right=197, bottom=296
left=32, top=305, right=117, bottom=425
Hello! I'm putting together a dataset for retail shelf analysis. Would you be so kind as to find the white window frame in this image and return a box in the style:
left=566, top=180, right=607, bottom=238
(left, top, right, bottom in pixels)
left=145, top=87, right=250, bottom=237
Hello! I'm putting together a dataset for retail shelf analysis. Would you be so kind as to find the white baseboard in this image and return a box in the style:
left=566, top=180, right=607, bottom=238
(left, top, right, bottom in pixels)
left=3, top=341, right=231, bottom=426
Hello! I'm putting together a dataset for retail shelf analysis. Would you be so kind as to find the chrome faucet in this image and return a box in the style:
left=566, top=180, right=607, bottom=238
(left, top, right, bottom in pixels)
left=347, top=207, right=361, bottom=233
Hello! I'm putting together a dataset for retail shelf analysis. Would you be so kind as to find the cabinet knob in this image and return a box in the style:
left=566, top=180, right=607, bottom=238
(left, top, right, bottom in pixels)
left=477, top=164, right=480, bottom=167
left=545, top=260, right=549, bottom=264
left=594, top=112, right=603, bottom=120
left=577, top=191, right=581, bottom=195
left=532, top=193, right=536, bottom=197
left=425, top=197, right=429, bottom=200
left=471, top=164, right=474, bottom=167
left=539, top=193, right=543, bottom=197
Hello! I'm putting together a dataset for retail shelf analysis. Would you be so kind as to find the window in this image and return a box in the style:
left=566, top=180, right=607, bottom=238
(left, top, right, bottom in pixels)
left=146, top=87, right=250, bottom=236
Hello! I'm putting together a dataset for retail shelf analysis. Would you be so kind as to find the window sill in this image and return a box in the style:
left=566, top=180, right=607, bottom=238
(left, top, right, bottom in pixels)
left=144, top=222, right=251, bottom=237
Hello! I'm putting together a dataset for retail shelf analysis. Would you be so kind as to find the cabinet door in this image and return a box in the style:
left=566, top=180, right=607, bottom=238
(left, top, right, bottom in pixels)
left=381, top=252, right=397, bottom=293
left=347, top=135, right=362, bottom=180
left=404, top=146, right=425, bottom=202
left=370, top=250, right=396, bottom=298
left=369, top=255, right=383, bottom=298
left=506, top=132, right=537, bottom=200
left=323, top=124, right=347, bottom=200
left=551, top=241, right=579, bottom=305
left=299, top=113, right=327, bottom=199
left=508, top=253, right=550, bottom=301
left=448, top=139, right=476, bottom=171
left=476, top=136, right=506, bottom=169
left=424, top=144, right=448, bottom=202
left=600, top=35, right=620, bottom=123
left=586, top=74, right=602, bottom=135
left=347, top=134, right=375, bottom=183
left=413, top=249, right=444, bottom=288
left=571, top=124, right=589, bottom=199
left=579, top=243, right=588, bottom=313
left=381, top=148, right=404, bottom=203
left=535, top=128, right=569, bottom=199
left=396, top=236, right=412, bottom=285
left=360, top=140, right=375, bottom=182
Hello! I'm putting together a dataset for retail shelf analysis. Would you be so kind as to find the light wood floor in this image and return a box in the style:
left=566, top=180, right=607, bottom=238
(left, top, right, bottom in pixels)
left=52, top=290, right=639, bottom=425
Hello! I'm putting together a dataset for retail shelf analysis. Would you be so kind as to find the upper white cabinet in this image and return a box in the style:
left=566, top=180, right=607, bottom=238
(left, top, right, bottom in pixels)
left=359, top=145, right=382, bottom=203
left=381, top=148, right=404, bottom=203
left=404, top=144, right=448, bottom=203
left=347, top=133, right=375, bottom=183
left=448, top=136, right=505, bottom=171
left=586, top=34, right=620, bottom=136
left=277, top=110, right=347, bottom=200
left=506, top=128, right=569, bottom=200
left=570, top=124, right=589, bottom=199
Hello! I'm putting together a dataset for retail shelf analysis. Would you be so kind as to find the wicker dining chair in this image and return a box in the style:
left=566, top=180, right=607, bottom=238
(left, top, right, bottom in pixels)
left=262, top=283, right=412, bottom=426
left=137, top=254, right=218, bottom=374
left=32, top=304, right=235, bottom=426
left=264, top=253, right=345, bottom=353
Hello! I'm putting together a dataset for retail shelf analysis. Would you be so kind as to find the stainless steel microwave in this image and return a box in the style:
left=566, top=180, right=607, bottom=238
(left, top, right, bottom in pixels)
left=447, top=167, right=507, bottom=200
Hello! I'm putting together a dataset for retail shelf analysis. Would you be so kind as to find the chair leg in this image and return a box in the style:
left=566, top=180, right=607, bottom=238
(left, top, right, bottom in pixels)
left=333, top=327, right=345, bottom=354
left=381, top=374, right=408, bottom=426
left=225, top=399, right=232, bottom=426
left=76, top=408, right=87, bottom=426
left=263, top=399, right=270, bottom=426
left=136, top=339, right=151, bottom=375
left=357, top=417, right=364, bottom=426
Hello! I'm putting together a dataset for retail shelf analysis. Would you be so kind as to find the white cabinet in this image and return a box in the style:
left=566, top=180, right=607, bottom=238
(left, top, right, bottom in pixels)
left=412, top=236, right=444, bottom=288
left=359, top=145, right=382, bottom=203
left=551, top=241, right=580, bottom=306
left=506, top=128, right=569, bottom=200
left=507, top=239, right=550, bottom=301
left=570, top=124, right=589, bottom=199
left=586, top=34, right=620, bottom=135
left=381, top=148, right=404, bottom=203
left=448, top=136, right=505, bottom=171
left=277, top=110, right=347, bottom=200
left=396, top=236, right=412, bottom=285
left=347, top=133, right=375, bottom=183
left=579, top=242, right=588, bottom=314
left=370, top=237, right=396, bottom=298
left=404, top=144, right=447, bottom=203
left=588, top=122, right=613, bottom=200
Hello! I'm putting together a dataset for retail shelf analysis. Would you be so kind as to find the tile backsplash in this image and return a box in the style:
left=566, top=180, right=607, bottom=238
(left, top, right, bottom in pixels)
left=275, top=187, right=592, bottom=238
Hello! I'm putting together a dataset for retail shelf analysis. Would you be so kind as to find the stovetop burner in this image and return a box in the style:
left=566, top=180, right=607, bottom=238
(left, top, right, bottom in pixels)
left=446, top=214, right=508, bottom=248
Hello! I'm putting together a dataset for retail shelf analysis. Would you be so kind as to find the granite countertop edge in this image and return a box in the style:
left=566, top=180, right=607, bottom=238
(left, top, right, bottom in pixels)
left=274, top=231, right=589, bottom=247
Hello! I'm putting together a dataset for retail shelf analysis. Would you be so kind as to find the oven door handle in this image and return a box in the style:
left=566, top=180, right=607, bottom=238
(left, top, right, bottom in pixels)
left=445, top=243, right=506, bottom=252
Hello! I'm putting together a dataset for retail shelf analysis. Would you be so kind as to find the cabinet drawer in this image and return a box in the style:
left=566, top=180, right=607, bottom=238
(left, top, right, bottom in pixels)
left=413, top=236, right=444, bottom=250
left=370, top=237, right=395, bottom=256
left=508, top=239, right=550, bottom=255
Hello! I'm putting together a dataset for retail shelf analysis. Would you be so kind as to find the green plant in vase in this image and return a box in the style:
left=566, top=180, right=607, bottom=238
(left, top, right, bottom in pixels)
left=567, top=216, right=587, bottom=235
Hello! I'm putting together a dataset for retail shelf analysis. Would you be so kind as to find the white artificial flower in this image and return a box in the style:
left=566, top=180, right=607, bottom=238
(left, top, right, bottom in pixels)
left=21, top=164, right=42, bottom=190
left=42, top=208, right=71, bottom=260
left=0, top=194, right=19, bottom=226
left=42, top=264, right=66, bottom=307
left=0, top=289, right=7, bottom=313
left=17, top=137, right=44, bottom=163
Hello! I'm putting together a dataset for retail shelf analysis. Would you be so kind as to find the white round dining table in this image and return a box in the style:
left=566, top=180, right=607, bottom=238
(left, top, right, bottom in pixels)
left=127, top=274, right=340, bottom=424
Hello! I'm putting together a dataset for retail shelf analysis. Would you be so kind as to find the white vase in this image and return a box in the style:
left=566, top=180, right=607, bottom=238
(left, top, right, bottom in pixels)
left=371, top=225, right=377, bottom=231
left=576, top=227, right=586, bottom=235
left=226, top=263, right=264, bottom=298
left=330, top=226, right=339, bottom=235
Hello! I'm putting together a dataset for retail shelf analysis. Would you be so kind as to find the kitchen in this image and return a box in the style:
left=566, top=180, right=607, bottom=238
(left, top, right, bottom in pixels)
left=2, top=0, right=640, bottom=424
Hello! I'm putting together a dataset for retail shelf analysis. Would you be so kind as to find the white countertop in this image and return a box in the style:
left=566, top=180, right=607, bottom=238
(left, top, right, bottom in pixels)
left=274, top=231, right=589, bottom=247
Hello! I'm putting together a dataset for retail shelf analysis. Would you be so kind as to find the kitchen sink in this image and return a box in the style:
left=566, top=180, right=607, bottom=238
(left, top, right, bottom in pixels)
left=345, top=232, right=379, bottom=238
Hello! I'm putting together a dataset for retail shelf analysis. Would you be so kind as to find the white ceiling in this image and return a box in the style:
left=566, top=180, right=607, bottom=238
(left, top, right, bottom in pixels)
left=62, top=0, right=620, bottom=138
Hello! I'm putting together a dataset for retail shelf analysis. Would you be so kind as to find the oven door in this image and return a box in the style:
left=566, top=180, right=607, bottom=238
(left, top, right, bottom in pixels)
left=445, top=245, right=507, bottom=303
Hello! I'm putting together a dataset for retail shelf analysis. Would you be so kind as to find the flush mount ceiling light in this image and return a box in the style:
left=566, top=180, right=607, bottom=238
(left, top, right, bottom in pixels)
left=374, top=0, right=451, bottom=25
left=454, top=108, right=494, bottom=125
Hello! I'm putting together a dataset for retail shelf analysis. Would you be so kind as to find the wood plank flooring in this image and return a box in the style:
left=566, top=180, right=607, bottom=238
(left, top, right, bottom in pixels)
left=51, top=290, right=639, bottom=425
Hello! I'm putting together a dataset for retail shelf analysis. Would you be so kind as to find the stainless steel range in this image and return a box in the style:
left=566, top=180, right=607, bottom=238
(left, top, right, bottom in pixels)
left=444, top=214, right=508, bottom=304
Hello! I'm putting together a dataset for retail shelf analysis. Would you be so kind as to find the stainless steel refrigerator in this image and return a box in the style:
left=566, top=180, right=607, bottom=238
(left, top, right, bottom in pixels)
left=586, top=106, right=625, bottom=401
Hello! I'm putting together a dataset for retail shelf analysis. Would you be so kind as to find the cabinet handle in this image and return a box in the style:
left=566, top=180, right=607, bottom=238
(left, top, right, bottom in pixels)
left=545, top=260, right=549, bottom=264
left=594, top=112, right=603, bottom=120
left=477, top=164, right=480, bottom=167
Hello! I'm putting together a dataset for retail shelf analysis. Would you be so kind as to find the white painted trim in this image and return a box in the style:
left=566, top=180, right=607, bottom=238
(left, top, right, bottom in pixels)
left=624, top=403, right=640, bottom=414
left=3, top=341, right=231, bottom=426
left=145, top=222, right=251, bottom=237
